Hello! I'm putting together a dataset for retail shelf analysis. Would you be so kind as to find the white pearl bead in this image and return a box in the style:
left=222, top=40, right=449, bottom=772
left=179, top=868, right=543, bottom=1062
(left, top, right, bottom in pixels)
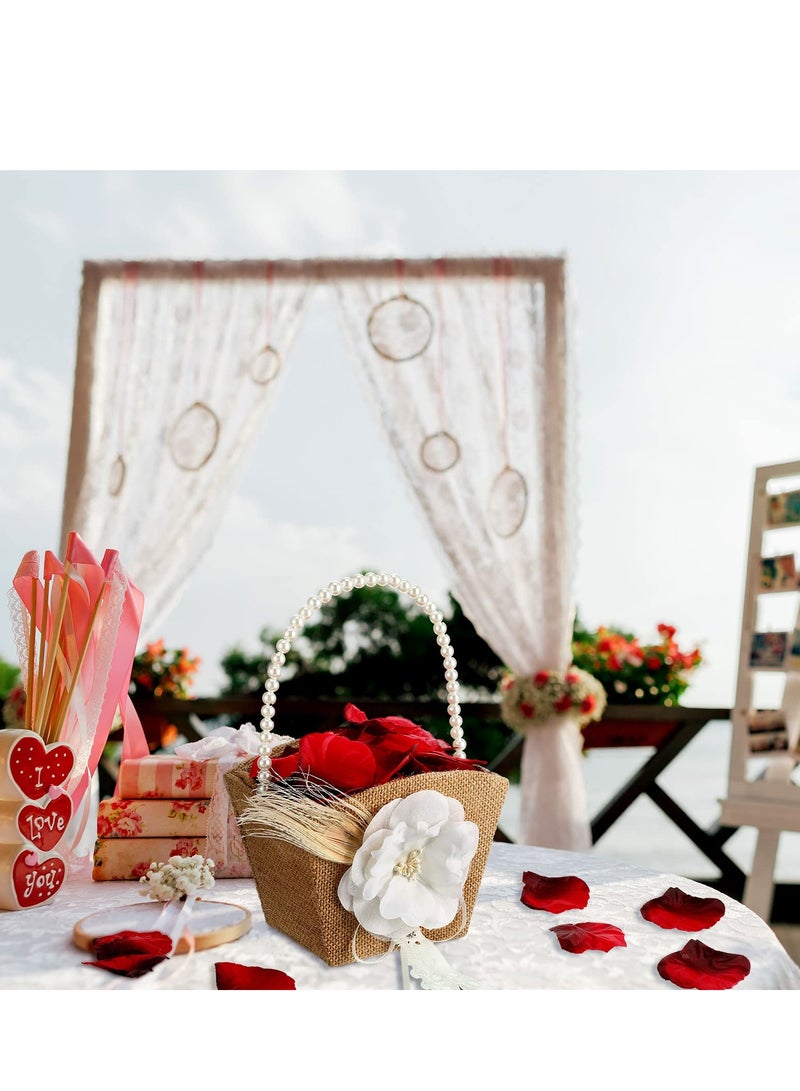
left=328, top=581, right=342, bottom=597
left=450, top=715, right=463, bottom=729
left=276, top=638, right=290, bottom=654
left=416, top=593, right=428, bottom=607
left=257, top=755, right=272, bottom=770
left=290, top=616, right=302, bottom=630
left=365, top=572, right=377, bottom=587
left=264, top=691, right=276, bottom=705
left=266, top=678, right=278, bottom=692
left=388, top=573, right=400, bottom=588
left=447, top=702, right=460, bottom=716
left=307, top=595, right=320, bottom=611
left=272, top=652, right=286, bottom=667
left=318, top=588, right=331, bottom=604
left=259, top=718, right=270, bottom=730
left=436, top=634, right=450, bottom=648
left=409, top=585, right=420, bottom=598
left=353, top=574, right=365, bottom=588
left=424, top=601, right=436, bottom=615
left=341, top=577, right=354, bottom=592
left=445, top=680, right=458, bottom=694
left=429, top=610, right=442, bottom=624
left=433, top=621, right=446, bottom=635
left=298, top=607, right=311, bottom=621
left=398, top=579, right=410, bottom=593
left=377, top=572, right=388, bottom=586
left=445, top=669, right=458, bottom=682
left=267, top=664, right=281, bottom=679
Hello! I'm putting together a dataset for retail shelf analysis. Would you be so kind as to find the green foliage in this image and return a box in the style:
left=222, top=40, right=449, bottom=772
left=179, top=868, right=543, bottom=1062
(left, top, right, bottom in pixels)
left=0, top=657, right=21, bottom=702
left=218, top=584, right=511, bottom=764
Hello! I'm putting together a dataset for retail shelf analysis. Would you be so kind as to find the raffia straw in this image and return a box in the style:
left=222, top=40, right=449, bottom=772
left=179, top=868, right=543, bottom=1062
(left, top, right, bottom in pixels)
left=25, top=580, right=37, bottom=732
left=237, top=775, right=373, bottom=865
left=34, top=566, right=73, bottom=738
left=49, top=581, right=107, bottom=743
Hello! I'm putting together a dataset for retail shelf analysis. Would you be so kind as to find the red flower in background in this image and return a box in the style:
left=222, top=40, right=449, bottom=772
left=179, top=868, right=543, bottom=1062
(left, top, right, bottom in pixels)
left=534, top=671, right=550, bottom=687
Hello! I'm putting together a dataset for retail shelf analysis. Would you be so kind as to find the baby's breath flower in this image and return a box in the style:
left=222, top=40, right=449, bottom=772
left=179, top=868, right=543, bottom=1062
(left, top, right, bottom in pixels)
left=139, top=854, right=216, bottom=902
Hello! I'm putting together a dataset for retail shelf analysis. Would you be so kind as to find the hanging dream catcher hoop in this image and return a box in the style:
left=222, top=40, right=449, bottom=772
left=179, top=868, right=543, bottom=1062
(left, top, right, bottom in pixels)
left=169, top=400, right=221, bottom=472
left=108, top=454, right=126, bottom=497
left=168, top=263, right=221, bottom=473
left=248, top=263, right=282, bottom=385
left=367, top=292, right=434, bottom=362
left=488, top=465, right=528, bottom=538
left=249, top=344, right=282, bottom=385
left=419, top=259, right=461, bottom=473
left=487, top=258, right=528, bottom=538
left=420, top=430, right=461, bottom=473
left=108, top=263, right=138, bottom=497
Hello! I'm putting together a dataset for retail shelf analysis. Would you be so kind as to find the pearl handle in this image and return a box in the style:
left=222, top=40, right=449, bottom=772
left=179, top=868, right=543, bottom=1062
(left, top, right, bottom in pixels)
left=255, top=571, right=465, bottom=793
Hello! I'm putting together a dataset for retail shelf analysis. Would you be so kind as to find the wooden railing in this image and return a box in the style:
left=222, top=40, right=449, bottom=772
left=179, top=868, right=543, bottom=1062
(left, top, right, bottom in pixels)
left=110, top=697, right=800, bottom=921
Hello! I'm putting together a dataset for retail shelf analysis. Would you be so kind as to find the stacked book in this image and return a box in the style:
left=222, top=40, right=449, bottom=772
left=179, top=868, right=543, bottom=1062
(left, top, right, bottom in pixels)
left=93, top=755, right=215, bottom=880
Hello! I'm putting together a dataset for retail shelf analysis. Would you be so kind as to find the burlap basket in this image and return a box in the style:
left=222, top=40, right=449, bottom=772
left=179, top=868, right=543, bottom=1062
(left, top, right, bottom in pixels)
left=224, top=571, right=509, bottom=968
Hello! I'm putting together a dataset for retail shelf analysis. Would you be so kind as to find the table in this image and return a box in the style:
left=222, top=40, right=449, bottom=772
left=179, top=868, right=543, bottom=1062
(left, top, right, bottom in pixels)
left=491, top=706, right=746, bottom=888
left=1, top=843, right=798, bottom=990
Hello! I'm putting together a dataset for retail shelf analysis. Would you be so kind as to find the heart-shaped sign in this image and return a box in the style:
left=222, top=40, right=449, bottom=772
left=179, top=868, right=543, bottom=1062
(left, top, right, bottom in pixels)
left=16, top=794, right=73, bottom=852
left=12, top=850, right=66, bottom=909
left=8, top=735, right=74, bottom=800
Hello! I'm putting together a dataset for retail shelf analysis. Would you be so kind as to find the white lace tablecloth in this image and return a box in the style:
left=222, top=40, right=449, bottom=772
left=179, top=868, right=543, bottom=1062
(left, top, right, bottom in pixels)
left=1, top=843, right=799, bottom=990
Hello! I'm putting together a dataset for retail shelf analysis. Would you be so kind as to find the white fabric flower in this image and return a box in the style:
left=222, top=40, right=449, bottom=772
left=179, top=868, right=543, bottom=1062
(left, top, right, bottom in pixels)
left=337, top=790, right=479, bottom=941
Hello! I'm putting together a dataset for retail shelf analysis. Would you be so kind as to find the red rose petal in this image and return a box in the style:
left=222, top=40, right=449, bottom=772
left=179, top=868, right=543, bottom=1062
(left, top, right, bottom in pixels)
left=657, top=939, right=751, bottom=990
left=82, top=930, right=173, bottom=978
left=521, top=871, right=591, bottom=913
left=641, top=886, right=726, bottom=932
left=343, top=703, right=368, bottom=724
left=550, top=921, right=627, bottom=954
left=214, top=962, right=297, bottom=990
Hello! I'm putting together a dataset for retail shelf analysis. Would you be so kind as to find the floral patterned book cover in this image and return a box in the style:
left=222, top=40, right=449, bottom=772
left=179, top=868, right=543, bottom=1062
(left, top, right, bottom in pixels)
left=92, top=836, right=209, bottom=880
left=116, top=756, right=219, bottom=800
left=97, top=798, right=210, bottom=838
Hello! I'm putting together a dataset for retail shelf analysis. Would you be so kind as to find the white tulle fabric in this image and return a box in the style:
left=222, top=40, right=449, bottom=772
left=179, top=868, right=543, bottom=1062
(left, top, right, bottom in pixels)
left=61, top=268, right=311, bottom=632
left=332, top=268, right=587, bottom=849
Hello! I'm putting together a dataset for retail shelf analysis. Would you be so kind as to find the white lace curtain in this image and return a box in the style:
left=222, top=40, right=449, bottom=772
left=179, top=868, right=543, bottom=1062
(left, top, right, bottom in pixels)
left=61, top=262, right=311, bottom=629
left=61, top=256, right=585, bottom=850
left=332, top=258, right=586, bottom=850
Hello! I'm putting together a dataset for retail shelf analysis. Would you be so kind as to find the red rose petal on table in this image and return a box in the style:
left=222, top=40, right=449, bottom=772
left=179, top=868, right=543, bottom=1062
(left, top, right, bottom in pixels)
left=521, top=871, right=591, bottom=913
left=657, top=939, right=751, bottom=990
left=82, top=930, right=173, bottom=978
left=641, top=886, right=726, bottom=931
left=215, top=962, right=297, bottom=990
left=550, top=922, right=627, bottom=954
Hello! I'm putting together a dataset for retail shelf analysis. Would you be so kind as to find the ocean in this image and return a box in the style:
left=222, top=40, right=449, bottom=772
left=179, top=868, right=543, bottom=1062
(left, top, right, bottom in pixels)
left=500, top=716, right=800, bottom=882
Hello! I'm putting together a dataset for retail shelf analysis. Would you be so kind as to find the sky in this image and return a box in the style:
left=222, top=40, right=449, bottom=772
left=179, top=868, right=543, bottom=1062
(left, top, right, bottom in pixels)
left=2, top=169, right=800, bottom=708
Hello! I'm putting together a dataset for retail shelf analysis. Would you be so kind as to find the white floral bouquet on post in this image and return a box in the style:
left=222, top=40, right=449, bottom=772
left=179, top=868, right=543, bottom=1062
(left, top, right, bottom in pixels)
left=499, top=667, right=607, bottom=734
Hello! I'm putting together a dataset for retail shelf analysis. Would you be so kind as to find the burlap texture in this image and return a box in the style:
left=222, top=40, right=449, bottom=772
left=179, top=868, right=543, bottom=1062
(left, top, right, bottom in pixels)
left=224, top=759, right=509, bottom=967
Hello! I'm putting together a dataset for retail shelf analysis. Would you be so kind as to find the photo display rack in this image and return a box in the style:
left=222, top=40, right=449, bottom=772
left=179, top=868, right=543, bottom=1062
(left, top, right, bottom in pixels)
left=720, top=459, right=800, bottom=919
